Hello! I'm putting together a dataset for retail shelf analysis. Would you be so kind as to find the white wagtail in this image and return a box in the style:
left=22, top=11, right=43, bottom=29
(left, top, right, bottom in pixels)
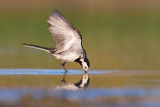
left=23, top=9, right=90, bottom=72
left=56, top=72, right=90, bottom=90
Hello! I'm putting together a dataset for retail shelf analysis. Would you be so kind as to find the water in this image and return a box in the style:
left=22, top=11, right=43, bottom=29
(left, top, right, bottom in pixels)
left=0, top=69, right=116, bottom=75
left=0, top=69, right=160, bottom=107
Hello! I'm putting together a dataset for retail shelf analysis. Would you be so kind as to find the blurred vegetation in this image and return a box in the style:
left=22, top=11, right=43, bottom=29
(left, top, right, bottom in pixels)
left=0, top=0, right=160, bottom=70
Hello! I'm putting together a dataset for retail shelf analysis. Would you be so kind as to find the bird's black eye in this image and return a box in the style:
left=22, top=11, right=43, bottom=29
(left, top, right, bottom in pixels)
left=85, top=67, right=87, bottom=69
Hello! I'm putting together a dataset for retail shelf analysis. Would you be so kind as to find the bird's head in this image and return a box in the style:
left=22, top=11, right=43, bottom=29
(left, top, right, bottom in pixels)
left=81, top=58, right=90, bottom=72
left=74, top=57, right=90, bottom=72
left=74, top=72, right=90, bottom=88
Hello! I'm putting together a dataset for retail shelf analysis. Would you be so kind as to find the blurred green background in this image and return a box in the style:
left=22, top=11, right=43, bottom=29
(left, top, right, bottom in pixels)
left=0, top=0, right=160, bottom=70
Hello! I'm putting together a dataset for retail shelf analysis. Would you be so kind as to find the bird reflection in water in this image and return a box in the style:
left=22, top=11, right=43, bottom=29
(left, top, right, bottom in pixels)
left=56, top=72, right=90, bottom=90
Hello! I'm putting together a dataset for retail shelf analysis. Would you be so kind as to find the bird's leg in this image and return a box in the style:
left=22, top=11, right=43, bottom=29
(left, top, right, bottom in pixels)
left=61, top=71, right=67, bottom=85
left=61, top=61, right=68, bottom=72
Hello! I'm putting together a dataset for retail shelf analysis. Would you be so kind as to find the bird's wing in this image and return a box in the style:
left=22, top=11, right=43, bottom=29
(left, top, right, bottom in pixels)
left=47, top=9, right=82, bottom=53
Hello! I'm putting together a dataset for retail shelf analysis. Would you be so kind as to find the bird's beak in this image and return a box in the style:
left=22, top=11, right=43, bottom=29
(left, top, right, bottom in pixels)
left=84, top=69, right=87, bottom=73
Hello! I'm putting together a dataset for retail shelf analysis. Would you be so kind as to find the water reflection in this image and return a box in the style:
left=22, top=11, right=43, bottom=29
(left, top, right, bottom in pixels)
left=0, top=69, right=160, bottom=107
left=57, top=72, right=90, bottom=90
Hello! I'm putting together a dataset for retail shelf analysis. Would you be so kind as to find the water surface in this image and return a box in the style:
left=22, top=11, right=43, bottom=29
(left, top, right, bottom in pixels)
left=0, top=69, right=160, bottom=107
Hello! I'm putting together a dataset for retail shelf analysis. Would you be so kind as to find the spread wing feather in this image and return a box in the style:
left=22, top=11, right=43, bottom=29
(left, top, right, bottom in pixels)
left=47, top=9, right=82, bottom=53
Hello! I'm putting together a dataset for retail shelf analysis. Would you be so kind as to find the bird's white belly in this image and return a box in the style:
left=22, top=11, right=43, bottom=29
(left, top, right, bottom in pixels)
left=56, top=84, right=79, bottom=90
left=54, top=52, right=79, bottom=62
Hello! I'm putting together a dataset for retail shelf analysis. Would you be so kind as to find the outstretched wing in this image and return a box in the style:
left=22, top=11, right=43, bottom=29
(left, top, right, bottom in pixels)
left=47, top=9, right=82, bottom=53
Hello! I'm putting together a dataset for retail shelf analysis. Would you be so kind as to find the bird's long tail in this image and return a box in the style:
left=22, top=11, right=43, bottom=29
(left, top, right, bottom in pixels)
left=23, top=43, right=56, bottom=53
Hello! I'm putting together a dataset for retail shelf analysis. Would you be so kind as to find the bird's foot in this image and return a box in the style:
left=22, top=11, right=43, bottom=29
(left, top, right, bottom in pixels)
left=65, top=70, right=68, bottom=72
left=61, top=78, right=66, bottom=85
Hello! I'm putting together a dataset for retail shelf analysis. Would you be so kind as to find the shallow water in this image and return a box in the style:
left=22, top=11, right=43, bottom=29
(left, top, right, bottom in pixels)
left=0, top=69, right=160, bottom=107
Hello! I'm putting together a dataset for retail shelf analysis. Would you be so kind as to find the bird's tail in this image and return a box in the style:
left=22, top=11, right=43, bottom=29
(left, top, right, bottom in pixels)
left=23, top=43, right=56, bottom=53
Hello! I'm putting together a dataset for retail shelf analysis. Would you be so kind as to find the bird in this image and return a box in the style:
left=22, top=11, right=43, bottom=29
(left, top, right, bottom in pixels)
left=56, top=72, right=90, bottom=90
left=23, top=9, right=90, bottom=72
